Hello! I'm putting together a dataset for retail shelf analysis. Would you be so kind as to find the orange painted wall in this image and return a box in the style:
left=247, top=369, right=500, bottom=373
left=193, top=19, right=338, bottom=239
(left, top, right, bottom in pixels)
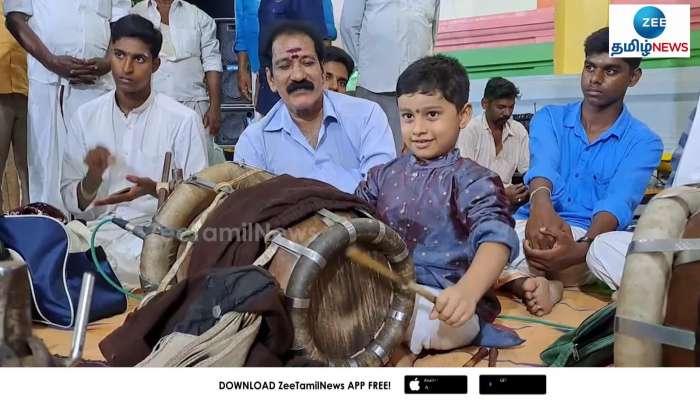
left=538, top=0, right=556, bottom=8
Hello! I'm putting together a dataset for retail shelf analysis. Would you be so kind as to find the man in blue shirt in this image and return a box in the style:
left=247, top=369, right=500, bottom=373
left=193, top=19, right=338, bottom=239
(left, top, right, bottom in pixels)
left=498, top=28, right=663, bottom=316
left=585, top=103, right=700, bottom=291
left=234, top=22, right=395, bottom=193
left=234, top=0, right=336, bottom=111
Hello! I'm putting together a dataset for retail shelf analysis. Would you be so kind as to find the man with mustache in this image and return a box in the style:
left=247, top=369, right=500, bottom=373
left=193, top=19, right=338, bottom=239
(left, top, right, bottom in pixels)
left=457, top=77, right=529, bottom=207
left=234, top=22, right=395, bottom=194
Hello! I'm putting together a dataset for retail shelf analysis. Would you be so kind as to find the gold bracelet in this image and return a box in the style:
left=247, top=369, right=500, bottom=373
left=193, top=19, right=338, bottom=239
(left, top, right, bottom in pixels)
left=529, top=186, right=552, bottom=200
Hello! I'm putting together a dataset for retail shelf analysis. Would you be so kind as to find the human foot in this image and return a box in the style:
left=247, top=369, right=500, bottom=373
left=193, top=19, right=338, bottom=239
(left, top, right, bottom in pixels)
left=521, top=277, right=563, bottom=317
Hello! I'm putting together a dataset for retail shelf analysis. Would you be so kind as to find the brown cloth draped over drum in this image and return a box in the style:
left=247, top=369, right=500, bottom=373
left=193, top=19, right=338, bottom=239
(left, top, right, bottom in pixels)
left=663, top=212, right=700, bottom=366
left=100, top=175, right=371, bottom=366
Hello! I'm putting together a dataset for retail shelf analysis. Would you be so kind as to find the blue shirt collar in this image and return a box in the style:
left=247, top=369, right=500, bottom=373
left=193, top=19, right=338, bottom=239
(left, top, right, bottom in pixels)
left=264, top=91, right=338, bottom=134
left=564, top=101, right=632, bottom=141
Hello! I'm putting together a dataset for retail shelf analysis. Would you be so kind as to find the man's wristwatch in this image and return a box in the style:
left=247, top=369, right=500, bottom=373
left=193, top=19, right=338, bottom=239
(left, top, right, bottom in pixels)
left=576, top=236, right=594, bottom=245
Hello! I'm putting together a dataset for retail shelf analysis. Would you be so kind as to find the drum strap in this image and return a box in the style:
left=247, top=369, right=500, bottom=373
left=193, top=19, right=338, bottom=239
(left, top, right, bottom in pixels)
left=154, top=174, right=255, bottom=294
left=252, top=230, right=284, bottom=267
left=615, top=316, right=696, bottom=351
left=252, top=244, right=280, bottom=267
left=628, top=239, right=700, bottom=253
left=269, top=235, right=327, bottom=269
left=628, top=239, right=700, bottom=265
left=316, top=209, right=357, bottom=243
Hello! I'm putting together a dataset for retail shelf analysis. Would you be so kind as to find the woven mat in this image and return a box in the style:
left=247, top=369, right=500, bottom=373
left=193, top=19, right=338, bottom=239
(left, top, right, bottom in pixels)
left=400, top=288, right=612, bottom=368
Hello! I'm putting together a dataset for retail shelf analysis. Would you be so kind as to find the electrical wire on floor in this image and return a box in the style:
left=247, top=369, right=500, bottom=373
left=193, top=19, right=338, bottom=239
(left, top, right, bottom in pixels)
left=90, top=218, right=143, bottom=301
left=496, top=314, right=575, bottom=331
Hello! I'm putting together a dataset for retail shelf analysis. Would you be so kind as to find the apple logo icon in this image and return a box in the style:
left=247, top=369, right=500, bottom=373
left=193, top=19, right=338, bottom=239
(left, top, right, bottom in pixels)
left=409, top=378, right=420, bottom=392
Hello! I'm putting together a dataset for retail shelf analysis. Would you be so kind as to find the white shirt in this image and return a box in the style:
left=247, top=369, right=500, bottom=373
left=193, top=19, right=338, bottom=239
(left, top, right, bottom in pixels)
left=340, top=0, right=440, bottom=93
left=131, top=0, right=222, bottom=102
left=3, top=0, right=131, bottom=86
left=61, top=90, right=208, bottom=221
left=456, top=113, right=530, bottom=185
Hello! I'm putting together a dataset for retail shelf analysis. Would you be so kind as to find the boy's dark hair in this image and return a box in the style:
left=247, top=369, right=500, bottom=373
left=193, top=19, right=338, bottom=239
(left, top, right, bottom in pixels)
left=260, top=21, right=325, bottom=73
left=484, top=77, right=520, bottom=101
left=396, top=55, right=470, bottom=111
left=110, top=14, right=163, bottom=58
left=585, top=27, right=641, bottom=70
left=323, top=46, right=355, bottom=75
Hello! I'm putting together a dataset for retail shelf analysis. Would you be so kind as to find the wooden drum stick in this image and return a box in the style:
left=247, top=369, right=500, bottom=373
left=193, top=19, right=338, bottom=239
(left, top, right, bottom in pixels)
left=345, top=246, right=437, bottom=303
left=157, top=152, right=173, bottom=209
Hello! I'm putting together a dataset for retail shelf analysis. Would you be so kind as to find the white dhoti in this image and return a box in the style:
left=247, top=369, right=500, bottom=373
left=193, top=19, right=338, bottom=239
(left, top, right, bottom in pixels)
left=586, top=231, right=634, bottom=290
left=86, top=215, right=151, bottom=289
left=27, top=81, right=109, bottom=212
left=405, top=285, right=481, bottom=355
left=182, top=100, right=226, bottom=166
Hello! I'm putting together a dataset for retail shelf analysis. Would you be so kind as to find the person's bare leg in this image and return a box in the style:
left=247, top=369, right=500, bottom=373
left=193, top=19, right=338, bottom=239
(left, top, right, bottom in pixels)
left=11, top=94, right=29, bottom=206
left=0, top=95, right=16, bottom=211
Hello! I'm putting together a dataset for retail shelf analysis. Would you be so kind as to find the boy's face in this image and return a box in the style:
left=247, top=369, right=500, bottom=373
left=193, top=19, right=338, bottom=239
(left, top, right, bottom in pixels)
left=581, top=52, right=641, bottom=108
left=323, top=61, right=349, bottom=94
left=399, top=91, right=471, bottom=161
left=110, top=37, right=160, bottom=97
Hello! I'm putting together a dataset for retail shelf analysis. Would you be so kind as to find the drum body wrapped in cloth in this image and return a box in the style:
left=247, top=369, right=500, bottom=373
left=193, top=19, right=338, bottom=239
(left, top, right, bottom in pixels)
left=615, top=186, right=700, bottom=366
left=140, top=162, right=273, bottom=290
left=140, top=162, right=415, bottom=366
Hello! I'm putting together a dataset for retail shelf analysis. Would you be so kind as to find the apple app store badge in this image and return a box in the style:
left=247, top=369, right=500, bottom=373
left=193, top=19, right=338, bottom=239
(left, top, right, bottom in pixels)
left=404, top=376, right=468, bottom=394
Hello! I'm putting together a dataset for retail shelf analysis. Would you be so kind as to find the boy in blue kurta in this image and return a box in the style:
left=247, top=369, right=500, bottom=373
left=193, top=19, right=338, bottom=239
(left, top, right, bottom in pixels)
left=355, top=56, right=519, bottom=354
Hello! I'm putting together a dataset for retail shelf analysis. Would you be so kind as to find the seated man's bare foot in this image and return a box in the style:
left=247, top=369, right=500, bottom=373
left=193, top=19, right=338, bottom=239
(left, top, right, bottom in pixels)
left=521, top=277, right=563, bottom=316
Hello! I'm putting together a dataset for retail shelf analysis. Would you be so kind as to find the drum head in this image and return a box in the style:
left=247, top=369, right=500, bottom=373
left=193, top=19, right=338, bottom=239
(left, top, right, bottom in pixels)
left=306, top=249, right=393, bottom=360
left=269, top=214, right=415, bottom=366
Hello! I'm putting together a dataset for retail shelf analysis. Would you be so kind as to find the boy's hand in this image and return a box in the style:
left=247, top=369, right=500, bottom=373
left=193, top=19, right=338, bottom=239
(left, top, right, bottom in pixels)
left=430, top=286, right=477, bottom=327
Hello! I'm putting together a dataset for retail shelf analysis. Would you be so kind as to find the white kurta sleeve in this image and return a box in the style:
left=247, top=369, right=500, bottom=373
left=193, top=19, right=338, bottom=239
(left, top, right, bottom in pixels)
left=339, top=0, right=366, bottom=63
left=61, top=113, right=111, bottom=220
left=172, top=112, right=209, bottom=179
left=4, top=0, right=33, bottom=16
left=456, top=120, right=478, bottom=160
left=110, top=0, right=131, bottom=22
left=199, top=10, right=222, bottom=72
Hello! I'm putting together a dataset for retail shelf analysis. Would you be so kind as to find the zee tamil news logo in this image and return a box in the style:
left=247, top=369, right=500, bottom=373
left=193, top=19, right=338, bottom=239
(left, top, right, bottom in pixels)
left=609, top=4, right=690, bottom=58
left=634, top=6, right=666, bottom=39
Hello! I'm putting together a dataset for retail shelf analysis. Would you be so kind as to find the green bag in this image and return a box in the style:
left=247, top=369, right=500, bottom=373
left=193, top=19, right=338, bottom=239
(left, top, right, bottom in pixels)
left=540, top=302, right=616, bottom=367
